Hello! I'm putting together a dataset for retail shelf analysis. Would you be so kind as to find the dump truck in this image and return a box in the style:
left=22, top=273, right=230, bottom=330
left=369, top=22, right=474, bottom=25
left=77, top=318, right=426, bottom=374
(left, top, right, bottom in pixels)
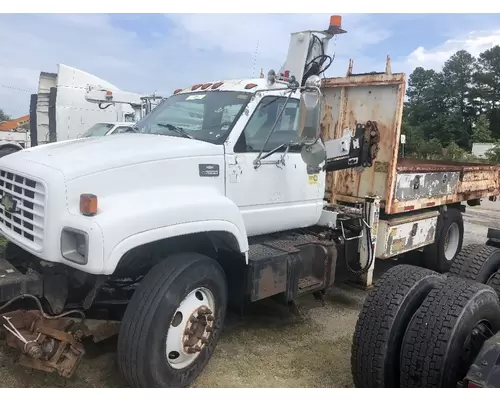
left=0, top=15, right=498, bottom=388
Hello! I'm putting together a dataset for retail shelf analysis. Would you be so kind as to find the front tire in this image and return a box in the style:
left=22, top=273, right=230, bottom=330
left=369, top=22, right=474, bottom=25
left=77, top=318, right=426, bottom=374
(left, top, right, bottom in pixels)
left=117, top=252, right=228, bottom=388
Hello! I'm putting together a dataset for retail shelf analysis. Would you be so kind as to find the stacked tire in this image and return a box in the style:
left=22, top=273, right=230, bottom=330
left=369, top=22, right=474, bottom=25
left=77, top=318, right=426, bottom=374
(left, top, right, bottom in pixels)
left=351, top=263, right=500, bottom=388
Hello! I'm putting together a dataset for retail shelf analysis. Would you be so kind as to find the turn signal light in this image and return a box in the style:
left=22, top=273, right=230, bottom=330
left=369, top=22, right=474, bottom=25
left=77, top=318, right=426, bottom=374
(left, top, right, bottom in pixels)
left=191, top=84, right=203, bottom=90
left=80, top=194, right=98, bottom=216
left=173, top=89, right=182, bottom=94
left=201, top=83, right=212, bottom=90
left=211, top=82, right=223, bottom=89
left=244, top=83, right=258, bottom=89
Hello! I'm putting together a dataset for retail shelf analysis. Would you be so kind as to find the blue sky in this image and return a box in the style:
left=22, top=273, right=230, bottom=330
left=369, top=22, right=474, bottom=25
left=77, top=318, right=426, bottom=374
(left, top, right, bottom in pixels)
left=1, top=13, right=500, bottom=117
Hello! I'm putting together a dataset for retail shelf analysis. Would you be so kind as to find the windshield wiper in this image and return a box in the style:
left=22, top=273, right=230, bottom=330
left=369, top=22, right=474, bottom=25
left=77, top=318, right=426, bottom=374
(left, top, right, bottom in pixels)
left=156, top=123, right=194, bottom=139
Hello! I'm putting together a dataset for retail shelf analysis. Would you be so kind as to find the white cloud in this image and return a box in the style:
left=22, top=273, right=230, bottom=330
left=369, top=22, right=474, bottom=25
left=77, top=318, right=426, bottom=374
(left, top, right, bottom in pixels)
left=0, top=13, right=390, bottom=117
left=402, top=29, right=500, bottom=72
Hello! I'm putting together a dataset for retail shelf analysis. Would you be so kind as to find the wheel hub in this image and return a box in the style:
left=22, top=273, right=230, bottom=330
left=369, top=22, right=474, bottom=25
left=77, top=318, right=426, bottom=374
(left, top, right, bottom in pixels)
left=165, top=287, right=216, bottom=370
left=182, top=306, right=215, bottom=354
left=444, top=222, right=460, bottom=261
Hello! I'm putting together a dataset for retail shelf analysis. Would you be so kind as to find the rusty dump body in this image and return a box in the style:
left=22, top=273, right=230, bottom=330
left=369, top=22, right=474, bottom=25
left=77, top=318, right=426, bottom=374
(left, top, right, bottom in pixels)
left=321, top=58, right=500, bottom=215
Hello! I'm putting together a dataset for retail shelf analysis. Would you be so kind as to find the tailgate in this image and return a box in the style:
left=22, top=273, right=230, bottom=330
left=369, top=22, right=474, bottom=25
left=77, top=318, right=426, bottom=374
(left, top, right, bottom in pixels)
left=322, top=58, right=406, bottom=212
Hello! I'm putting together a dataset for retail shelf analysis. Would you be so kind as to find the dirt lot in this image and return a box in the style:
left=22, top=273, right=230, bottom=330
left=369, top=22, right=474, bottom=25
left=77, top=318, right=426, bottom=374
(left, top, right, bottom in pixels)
left=0, top=201, right=498, bottom=388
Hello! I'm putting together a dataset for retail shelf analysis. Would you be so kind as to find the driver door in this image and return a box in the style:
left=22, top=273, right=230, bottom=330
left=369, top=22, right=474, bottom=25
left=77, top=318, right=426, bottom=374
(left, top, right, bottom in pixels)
left=225, top=95, right=324, bottom=237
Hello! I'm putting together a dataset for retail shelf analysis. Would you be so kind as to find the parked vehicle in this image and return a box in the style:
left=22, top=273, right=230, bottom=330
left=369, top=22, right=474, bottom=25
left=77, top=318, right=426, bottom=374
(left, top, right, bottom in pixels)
left=0, top=15, right=498, bottom=388
left=80, top=122, right=136, bottom=138
left=0, top=65, right=160, bottom=156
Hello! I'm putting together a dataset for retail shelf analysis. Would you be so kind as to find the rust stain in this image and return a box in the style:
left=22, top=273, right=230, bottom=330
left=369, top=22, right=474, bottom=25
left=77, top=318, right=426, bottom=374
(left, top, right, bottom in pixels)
left=322, top=63, right=406, bottom=208
left=322, top=73, right=406, bottom=88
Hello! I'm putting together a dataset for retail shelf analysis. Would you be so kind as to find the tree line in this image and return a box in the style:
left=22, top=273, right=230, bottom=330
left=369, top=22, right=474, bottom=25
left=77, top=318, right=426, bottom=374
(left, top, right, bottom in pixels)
left=402, top=45, right=500, bottom=163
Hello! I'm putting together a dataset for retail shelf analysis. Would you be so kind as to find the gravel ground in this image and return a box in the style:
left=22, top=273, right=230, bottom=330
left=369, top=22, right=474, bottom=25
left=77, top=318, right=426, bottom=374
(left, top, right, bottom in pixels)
left=0, top=201, right=497, bottom=388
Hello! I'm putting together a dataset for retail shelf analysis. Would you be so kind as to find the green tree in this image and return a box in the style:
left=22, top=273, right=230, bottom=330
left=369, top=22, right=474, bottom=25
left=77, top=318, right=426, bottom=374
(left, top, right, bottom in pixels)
left=443, top=142, right=467, bottom=161
left=485, top=142, right=500, bottom=163
left=0, top=108, right=10, bottom=123
left=404, top=67, right=450, bottom=146
left=472, top=114, right=494, bottom=143
left=440, top=50, right=476, bottom=147
left=473, top=45, right=500, bottom=138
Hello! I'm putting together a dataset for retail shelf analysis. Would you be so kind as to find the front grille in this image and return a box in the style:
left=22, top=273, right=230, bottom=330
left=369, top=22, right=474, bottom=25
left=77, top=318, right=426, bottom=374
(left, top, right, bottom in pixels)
left=0, top=170, right=46, bottom=251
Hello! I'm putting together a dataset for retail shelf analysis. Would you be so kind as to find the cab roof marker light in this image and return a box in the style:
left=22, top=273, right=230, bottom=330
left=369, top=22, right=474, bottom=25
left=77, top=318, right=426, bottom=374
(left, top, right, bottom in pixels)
left=211, top=82, right=224, bottom=89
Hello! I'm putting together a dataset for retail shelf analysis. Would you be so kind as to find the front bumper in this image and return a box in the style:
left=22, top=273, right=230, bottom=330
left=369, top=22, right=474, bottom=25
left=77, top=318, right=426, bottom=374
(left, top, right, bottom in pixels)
left=0, top=257, right=42, bottom=303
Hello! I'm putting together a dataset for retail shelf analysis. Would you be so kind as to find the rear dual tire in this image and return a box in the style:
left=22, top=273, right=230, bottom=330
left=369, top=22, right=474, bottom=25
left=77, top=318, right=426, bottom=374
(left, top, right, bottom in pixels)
left=351, top=264, right=444, bottom=387
left=423, top=208, right=464, bottom=273
left=400, top=278, right=500, bottom=387
left=449, top=244, right=500, bottom=284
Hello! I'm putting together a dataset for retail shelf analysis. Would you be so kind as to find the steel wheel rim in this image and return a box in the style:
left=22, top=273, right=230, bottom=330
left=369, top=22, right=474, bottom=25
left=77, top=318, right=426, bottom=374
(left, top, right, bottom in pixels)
left=459, top=320, right=494, bottom=382
left=165, top=287, right=216, bottom=370
left=444, top=222, right=460, bottom=261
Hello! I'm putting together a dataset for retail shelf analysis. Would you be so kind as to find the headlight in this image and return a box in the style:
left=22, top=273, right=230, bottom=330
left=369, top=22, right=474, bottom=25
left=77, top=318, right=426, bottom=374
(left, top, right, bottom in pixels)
left=61, top=227, right=89, bottom=265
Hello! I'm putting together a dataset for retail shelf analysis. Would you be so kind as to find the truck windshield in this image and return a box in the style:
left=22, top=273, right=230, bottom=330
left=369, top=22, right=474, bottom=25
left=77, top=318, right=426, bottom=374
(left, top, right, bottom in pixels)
left=84, top=123, right=114, bottom=137
left=134, top=91, right=251, bottom=144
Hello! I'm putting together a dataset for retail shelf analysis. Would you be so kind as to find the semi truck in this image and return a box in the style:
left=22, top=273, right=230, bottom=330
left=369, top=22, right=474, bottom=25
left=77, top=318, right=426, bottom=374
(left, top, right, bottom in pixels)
left=0, top=65, right=161, bottom=156
left=0, top=15, right=498, bottom=387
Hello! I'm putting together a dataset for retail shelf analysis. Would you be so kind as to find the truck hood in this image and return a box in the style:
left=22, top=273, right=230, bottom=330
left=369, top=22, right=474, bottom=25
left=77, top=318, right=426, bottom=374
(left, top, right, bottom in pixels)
left=5, top=134, right=224, bottom=180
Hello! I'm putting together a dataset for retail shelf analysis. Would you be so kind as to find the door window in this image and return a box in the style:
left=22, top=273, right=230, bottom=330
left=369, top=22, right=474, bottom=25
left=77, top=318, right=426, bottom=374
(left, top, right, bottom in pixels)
left=235, top=96, right=300, bottom=153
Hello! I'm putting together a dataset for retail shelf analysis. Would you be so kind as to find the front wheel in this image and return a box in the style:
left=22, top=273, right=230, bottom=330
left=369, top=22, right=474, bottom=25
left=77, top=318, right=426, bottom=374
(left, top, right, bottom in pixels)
left=117, top=252, right=228, bottom=388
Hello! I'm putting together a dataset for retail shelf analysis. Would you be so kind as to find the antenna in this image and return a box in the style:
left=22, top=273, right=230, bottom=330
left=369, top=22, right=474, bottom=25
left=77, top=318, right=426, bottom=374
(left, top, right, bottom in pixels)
left=252, top=40, right=260, bottom=78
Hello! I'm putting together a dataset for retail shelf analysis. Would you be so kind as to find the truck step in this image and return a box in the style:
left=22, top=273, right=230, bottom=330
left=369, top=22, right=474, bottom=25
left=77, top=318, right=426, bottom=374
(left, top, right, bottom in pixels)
left=298, top=276, right=323, bottom=292
left=247, top=230, right=337, bottom=303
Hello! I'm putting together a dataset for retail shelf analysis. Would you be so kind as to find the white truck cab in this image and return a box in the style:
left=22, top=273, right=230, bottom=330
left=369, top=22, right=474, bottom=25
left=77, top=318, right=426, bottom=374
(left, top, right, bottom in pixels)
left=0, top=76, right=317, bottom=274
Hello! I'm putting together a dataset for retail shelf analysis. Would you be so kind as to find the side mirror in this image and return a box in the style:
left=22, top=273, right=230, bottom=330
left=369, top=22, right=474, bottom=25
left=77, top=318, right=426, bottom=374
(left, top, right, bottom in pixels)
left=298, top=75, right=326, bottom=167
left=297, top=81, right=322, bottom=145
